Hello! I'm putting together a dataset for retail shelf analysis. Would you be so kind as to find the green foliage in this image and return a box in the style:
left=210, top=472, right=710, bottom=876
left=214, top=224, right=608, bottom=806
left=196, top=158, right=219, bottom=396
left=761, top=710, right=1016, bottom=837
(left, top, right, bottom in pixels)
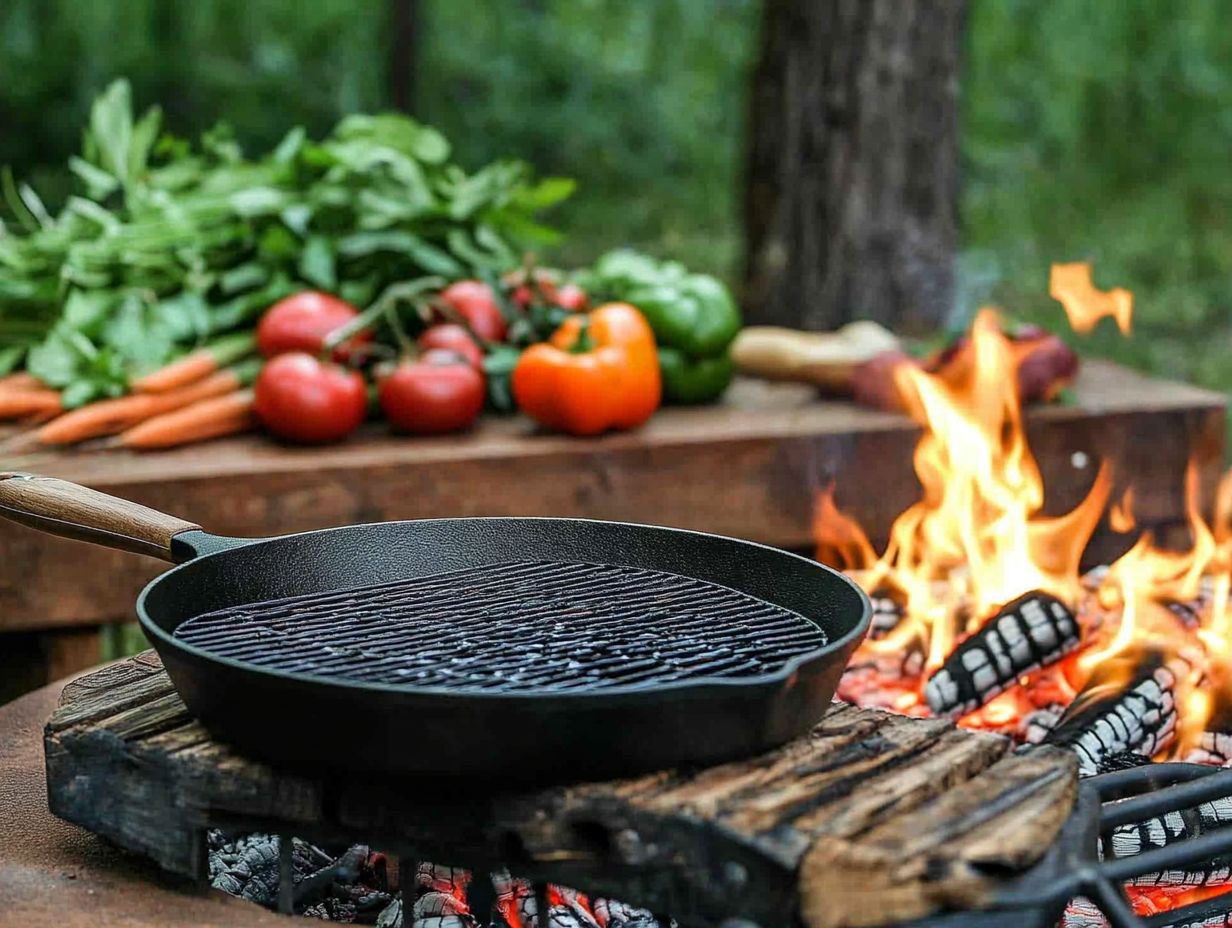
left=0, top=0, right=758, bottom=281
left=4, top=0, right=1231, bottom=409
left=3, top=79, right=570, bottom=404
left=961, top=0, right=1232, bottom=398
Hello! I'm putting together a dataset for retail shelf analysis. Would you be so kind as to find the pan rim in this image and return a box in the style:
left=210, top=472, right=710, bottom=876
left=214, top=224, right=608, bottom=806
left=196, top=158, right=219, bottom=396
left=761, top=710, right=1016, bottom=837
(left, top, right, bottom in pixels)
left=136, top=516, right=872, bottom=702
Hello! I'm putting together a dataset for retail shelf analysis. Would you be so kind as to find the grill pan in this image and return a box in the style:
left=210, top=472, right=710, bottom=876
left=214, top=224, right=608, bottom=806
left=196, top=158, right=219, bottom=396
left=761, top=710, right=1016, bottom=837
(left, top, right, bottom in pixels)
left=0, top=472, right=870, bottom=784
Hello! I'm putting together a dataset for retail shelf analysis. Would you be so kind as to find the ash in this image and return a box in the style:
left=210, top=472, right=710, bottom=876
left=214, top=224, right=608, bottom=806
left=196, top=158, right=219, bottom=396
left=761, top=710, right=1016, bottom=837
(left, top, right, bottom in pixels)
left=207, top=832, right=669, bottom=928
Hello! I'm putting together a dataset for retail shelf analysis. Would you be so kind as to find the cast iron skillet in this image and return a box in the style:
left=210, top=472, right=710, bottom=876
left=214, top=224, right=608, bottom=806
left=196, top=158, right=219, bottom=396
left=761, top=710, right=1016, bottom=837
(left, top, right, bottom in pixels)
left=0, top=472, right=870, bottom=785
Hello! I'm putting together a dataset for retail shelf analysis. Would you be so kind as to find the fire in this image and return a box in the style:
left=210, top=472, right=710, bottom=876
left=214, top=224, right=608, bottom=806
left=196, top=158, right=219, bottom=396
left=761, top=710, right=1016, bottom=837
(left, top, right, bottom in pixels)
left=1049, top=261, right=1133, bottom=335
left=845, top=307, right=1111, bottom=674
left=821, top=261, right=1232, bottom=768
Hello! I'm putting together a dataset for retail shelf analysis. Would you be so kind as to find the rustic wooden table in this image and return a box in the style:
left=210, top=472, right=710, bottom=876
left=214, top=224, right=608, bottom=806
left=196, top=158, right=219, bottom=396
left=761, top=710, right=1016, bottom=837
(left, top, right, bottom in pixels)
left=0, top=363, right=1224, bottom=699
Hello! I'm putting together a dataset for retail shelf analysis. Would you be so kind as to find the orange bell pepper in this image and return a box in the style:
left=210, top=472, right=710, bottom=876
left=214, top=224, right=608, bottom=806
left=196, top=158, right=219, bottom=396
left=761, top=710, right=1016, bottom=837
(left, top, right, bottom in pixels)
left=512, top=302, right=661, bottom=436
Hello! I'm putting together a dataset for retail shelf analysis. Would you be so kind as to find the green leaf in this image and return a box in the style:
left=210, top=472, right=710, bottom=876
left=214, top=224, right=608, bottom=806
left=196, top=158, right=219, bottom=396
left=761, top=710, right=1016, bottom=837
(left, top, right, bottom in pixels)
left=272, top=126, right=307, bottom=165
left=26, top=331, right=86, bottom=387
left=60, top=379, right=103, bottom=410
left=156, top=292, right=211, bottom=342
left=69, top=156, right=121, bottom=200
left=0, top=346, right=23, bottom=376
left=298, top=235, right=336, bottom=290
left=218, top=263, right=269, bottom=295
left=229, top=186, right=289, bottom=217
left=87, top=79, right=134, bottom=185
left=61, top=290, right=112, bottom=333
left=127, top=104, right=163, bottom=181
left=280, top=203, right=312, bottom=237
left=515, top=177, right=576, bottom=210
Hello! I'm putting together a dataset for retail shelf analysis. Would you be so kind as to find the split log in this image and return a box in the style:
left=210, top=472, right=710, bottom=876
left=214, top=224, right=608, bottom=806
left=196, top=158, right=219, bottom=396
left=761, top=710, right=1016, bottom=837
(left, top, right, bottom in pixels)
left=45, top=654, right=1080, bottom=928
left=1043, top=647, right=1178, bottom=776
left=924, top=591, right=1081, bottom=717
left=798, top=747, right=1077, bottom=928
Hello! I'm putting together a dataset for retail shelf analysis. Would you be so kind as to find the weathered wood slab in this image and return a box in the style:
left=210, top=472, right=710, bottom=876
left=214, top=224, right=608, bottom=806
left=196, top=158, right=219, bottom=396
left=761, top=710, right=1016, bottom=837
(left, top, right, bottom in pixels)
left=2, top=364, right=1223, bottom=636
left=45, top=655, right=1080, bottom=928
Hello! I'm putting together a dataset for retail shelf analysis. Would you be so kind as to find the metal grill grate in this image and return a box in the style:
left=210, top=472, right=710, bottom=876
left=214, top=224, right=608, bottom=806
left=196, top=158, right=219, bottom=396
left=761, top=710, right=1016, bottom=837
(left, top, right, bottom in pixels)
left=174, top=560, right=826, bottom=693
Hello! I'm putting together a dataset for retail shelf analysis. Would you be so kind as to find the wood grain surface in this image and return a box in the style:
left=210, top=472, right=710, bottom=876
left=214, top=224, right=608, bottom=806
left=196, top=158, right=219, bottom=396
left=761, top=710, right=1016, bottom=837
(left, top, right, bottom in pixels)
left=44, top=654, right=1080, bottom=928
left=0, top=472, right=199, bottom=560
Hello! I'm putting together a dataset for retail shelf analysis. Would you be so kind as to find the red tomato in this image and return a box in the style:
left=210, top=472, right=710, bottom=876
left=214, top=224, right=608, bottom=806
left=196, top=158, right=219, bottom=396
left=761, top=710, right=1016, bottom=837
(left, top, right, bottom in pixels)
left=439, top=281, right=507, bottom=342
left=418, top=323, right=484, bottom=369
left=257, top=292, right=370, bottom=361
left=254, top=353, right=368, bottom=444
left=555, top=283, right=589, bottom=311
left=378, top=350, right=486, bottom=435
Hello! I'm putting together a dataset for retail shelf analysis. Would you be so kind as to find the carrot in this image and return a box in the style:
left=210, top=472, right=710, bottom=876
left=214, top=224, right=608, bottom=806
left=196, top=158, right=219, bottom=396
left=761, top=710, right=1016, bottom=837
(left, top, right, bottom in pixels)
left=37, top=363, right=258, bottom=446
left=119, top=390, right=256, bottom=449
left=0, top=388, right=63, bottom=421
left=131, top=332, right=256, bottom=394
left=0, top=372, right=42, bottom=393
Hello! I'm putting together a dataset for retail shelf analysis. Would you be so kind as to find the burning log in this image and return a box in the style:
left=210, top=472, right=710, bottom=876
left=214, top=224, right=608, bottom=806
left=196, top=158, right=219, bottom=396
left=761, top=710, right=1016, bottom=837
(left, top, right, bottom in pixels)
left=924, top=592, right=1081, bottom=717
left=868, top=595, right=904, bottom=640
left=1188, top=733, right=1232, bottom=767
left=1019, top=705, right=1065, bottom=744
left=1043, top=647, right=1178, bottom=777
left=414, top=863, right=476, bottom=928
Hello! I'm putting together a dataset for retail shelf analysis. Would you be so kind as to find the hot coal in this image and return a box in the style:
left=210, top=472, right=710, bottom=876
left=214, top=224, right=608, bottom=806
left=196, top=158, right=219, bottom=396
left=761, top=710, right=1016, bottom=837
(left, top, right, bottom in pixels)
left=1043, top=647, right=1178, bottom=777
left=925, top=591, right=1081, bottom=717
left=175, top=560, right=826, bottom=693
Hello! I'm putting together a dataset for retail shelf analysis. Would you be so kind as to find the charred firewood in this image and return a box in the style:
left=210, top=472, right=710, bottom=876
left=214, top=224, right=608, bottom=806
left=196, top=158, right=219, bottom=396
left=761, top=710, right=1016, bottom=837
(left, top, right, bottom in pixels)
left=1094, top=751, right=1153, bottom=774
left=925, top=591, right=1081, bottom=717
left=1062, top=897, right=1108, bottom=928
left=1187, top=731, right=1232, bottom=767
left=413, top=863, right=476, bottom=928
left=378, top=898, right=405, bottom=928
left=294, top=843, right=370, bottom=907
left=1043, top=647, right=1178, bottom=777
left=1019, top=704, right=1064, bottom=744
left=206, top=831, right=332, bottom=907
left=591, top=899, right=662, bottom=928
left=868, top=595, right=904, bottom=640
left=1101, top=794, right=1232, bottom=888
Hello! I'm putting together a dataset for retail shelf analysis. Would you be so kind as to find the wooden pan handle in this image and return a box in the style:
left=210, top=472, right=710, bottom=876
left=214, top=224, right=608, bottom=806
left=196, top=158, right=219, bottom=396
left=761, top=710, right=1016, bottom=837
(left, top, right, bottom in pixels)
left=0, top=472, right=200, bottom=561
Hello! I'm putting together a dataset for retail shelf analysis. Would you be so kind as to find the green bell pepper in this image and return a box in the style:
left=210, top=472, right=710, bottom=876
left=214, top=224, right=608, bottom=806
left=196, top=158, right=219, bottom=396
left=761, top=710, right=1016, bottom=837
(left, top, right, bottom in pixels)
left=658, top=346, right=734, bottom=404
left=584, top=249, right=743, bottom=404
left=626, top=273, right=741, bottom=359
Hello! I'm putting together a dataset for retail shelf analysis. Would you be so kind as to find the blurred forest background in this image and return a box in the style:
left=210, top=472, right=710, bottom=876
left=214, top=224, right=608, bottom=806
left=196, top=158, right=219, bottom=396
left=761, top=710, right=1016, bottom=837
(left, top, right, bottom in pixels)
left=2, top=0, right=1231, bottom=394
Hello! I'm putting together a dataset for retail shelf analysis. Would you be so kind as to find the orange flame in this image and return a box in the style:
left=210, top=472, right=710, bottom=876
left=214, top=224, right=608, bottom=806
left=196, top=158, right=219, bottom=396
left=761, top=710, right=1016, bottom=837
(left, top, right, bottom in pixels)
left=820, top=260, right=1232, bottom=763
left=813, top=485, right=876, bottom=572
left=1049, top=262, right=1134, bottom=335
left=1110, top=487, right=1135, bottom=533
left=837, top=308, right=1112, bottom=674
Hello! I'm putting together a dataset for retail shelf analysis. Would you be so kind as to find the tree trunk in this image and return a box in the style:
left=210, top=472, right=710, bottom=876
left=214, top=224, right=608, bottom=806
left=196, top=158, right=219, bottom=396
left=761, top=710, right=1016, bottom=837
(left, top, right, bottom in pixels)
left=386, top=0, right=418, bottom=112
left=743, top=0, right=966, bottom=333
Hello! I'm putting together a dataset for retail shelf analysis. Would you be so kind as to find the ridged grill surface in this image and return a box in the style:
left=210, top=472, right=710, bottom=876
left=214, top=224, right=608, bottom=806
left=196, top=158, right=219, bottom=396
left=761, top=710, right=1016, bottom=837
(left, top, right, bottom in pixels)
left=174, top=560, right=826, bottom=692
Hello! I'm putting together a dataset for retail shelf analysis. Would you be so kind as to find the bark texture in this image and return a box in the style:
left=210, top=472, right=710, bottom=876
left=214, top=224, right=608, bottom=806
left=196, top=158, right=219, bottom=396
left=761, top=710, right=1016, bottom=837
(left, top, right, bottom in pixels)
left=743, top=0, right=966, bottom=332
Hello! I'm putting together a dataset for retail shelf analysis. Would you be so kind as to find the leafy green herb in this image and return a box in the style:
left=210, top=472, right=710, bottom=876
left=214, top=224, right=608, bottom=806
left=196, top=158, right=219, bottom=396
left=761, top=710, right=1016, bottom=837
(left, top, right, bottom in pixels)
left=0, top=79, right=573, bottom=405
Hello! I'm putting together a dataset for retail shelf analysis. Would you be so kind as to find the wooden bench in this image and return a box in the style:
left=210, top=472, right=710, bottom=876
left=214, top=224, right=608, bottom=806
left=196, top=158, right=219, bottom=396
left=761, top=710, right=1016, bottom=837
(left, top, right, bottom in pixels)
left=0, top=363, right=1224, bottom=701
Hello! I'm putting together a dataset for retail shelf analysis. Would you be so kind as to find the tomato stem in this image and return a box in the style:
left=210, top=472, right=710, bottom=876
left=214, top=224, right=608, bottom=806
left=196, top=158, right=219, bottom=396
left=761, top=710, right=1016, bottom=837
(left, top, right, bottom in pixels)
left=568, top=319, right=594, bottom=354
